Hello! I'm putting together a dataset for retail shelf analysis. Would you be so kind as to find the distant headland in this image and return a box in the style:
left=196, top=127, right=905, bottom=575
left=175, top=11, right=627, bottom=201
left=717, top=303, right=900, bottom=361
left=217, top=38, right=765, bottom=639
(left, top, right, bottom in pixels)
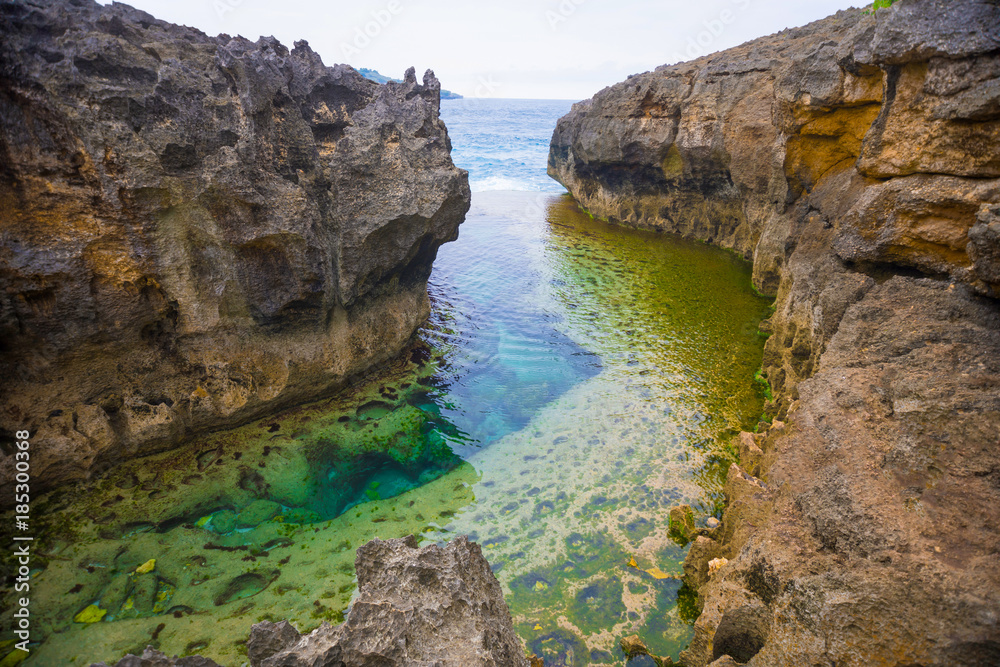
left=359, top=67, right=464, bottom=99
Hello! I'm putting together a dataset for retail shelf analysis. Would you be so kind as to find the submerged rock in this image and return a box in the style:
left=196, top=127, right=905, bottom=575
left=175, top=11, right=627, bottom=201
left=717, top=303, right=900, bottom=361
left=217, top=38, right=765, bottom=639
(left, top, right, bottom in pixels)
left=210, top=509, right=237, bottom=534
left=668, top=504, right=696, bottom=543
left=618, top=635, right=675, bottom=667
left=620, top=634, right=649, bottom=658
left=248, top=535, right=528, bottom=666
left=237, top=500, right=282, bottom=528
left=91, top=647, right=221, bottom=666
left=0, top=0, right=470, bottom=491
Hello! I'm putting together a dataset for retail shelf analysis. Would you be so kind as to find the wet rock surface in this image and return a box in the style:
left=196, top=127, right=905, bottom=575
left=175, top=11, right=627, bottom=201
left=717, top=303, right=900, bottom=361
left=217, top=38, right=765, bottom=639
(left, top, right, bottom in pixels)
left=550, top=0, right=1000, bottom=665
left=0, top=0, right=470, bottom=491
left=248, top=535, right=528, bottom=667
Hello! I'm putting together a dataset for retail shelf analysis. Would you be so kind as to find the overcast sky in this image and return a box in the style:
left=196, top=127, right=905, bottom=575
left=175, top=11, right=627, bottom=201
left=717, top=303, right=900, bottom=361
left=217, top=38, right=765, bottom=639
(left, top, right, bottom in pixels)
left=105, top=0, right=859, bottom=100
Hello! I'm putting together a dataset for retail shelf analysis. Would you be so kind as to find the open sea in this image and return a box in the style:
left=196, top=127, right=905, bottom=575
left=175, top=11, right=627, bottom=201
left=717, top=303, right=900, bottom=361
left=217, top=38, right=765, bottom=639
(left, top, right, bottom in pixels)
left=441, top=98, right=575, bottom=193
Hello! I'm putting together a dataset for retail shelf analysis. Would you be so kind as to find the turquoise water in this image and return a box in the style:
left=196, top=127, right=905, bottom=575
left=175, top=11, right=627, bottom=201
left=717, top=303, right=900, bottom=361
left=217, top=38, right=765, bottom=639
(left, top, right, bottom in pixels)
left=2, top=101, right=772, bottom=667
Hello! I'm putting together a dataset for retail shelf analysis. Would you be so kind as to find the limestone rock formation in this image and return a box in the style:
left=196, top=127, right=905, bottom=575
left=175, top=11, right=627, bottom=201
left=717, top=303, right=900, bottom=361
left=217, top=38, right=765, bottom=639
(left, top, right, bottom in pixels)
left=0, top=0, right=470, bottom=490
left=550, top=0, right=1000, bottom=665
left=247, top=536, right=528, bottom=667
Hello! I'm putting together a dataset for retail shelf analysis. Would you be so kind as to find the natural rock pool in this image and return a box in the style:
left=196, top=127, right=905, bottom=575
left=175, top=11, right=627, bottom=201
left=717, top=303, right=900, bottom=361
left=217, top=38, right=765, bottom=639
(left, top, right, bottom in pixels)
left=4, top=192, right=771, bottom=666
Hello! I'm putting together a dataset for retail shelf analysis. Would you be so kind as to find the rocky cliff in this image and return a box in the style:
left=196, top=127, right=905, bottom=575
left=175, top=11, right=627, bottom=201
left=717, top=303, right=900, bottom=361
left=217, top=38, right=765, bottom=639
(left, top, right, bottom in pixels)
left=550, top=0, right=1000, bottom=664
left=0, top=0, right=470, bottom=490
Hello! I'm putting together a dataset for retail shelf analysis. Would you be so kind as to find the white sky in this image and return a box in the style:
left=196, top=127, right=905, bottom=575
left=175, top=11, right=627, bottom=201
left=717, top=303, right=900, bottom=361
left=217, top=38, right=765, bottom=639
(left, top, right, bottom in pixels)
left=104, top=0, right=859, bottom=100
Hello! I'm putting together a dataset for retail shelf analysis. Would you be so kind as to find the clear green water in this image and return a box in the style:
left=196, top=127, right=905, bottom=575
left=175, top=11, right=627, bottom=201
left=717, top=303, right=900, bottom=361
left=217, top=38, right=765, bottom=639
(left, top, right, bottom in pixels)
left=1, top=192, right=771, bottom=666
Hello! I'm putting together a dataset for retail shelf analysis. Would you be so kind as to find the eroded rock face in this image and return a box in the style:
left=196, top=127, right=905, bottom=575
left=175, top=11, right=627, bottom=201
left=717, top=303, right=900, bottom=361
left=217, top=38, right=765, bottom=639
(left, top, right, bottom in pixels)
left=0, top=0, right=470, bottom=489
left=248, top=536, right=528, bottom=667
left=550, top=1, right=1000, bottom=665
left=549, top=2, right=1000, bottom=297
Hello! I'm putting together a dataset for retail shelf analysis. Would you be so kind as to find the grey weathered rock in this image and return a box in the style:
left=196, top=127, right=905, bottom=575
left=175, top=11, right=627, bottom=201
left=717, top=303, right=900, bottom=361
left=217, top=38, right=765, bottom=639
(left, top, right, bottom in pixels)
left=250, top=535, right=528, bottom=667
left=837, top=0, right=1000, bottom=66
left=706, top=657, right=741, bottom=667
left=970, top=203, right=1000, bottom=284
left=549, top=0, right=1000, bottom=301
left=247, top=620, right=301, bottom=666
left=550, top=0, right=1000, bottom=665
left=0, top=0, right=469, bottom=491
left=683, top=536, right=719, bottom=592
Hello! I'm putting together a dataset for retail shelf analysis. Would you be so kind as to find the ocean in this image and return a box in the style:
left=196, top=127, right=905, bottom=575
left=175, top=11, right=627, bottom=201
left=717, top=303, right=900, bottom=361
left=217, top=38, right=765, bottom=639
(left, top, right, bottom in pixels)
left=440, top=98, right=576, bottom=192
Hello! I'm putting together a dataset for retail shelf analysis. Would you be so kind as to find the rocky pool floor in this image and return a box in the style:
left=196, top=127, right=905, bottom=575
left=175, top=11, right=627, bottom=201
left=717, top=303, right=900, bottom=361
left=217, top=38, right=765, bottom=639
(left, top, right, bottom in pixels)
left=1, top=192, right=772, bottom=666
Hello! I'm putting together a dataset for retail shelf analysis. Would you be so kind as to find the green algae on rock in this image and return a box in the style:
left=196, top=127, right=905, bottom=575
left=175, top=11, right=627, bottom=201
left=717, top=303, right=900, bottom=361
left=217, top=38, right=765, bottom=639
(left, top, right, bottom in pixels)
left=420, top=192, right=772, bottom=664
left=1, top=345, right=478, bottom=666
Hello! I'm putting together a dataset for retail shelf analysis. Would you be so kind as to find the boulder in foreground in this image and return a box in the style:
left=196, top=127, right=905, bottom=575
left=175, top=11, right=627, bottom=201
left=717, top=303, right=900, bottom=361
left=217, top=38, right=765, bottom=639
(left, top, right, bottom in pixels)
left=249, top=535, right=527, bottom=667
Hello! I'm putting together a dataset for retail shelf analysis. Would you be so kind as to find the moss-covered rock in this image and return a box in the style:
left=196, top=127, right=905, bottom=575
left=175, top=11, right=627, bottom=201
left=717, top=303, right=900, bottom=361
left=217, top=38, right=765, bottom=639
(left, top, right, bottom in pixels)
left=237, top=500, right=282, bottom=529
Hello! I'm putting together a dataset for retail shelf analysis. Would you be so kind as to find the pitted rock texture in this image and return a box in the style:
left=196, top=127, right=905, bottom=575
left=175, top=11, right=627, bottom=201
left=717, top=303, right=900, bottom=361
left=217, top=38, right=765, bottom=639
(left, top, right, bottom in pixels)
left=247, top=536, right=529, bottom=667
left=0, top=0, right=470, bottom=490
left=550, top=1, right=1000, bottom=665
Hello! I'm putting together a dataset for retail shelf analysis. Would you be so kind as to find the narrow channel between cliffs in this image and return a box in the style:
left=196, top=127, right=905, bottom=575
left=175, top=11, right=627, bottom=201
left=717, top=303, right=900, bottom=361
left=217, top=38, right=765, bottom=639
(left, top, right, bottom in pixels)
left=1, top=0, right=998, bottom=666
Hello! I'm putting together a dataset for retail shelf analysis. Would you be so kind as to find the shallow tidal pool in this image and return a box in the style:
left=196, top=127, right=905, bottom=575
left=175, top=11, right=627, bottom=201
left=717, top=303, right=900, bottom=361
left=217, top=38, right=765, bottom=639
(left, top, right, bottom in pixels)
left=1, top=192, right=772, bottom=666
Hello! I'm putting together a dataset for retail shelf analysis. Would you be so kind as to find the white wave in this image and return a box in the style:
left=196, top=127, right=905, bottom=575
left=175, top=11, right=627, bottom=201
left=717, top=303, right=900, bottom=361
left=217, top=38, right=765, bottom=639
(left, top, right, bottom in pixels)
left=470, top=175, right=539, bottom=192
